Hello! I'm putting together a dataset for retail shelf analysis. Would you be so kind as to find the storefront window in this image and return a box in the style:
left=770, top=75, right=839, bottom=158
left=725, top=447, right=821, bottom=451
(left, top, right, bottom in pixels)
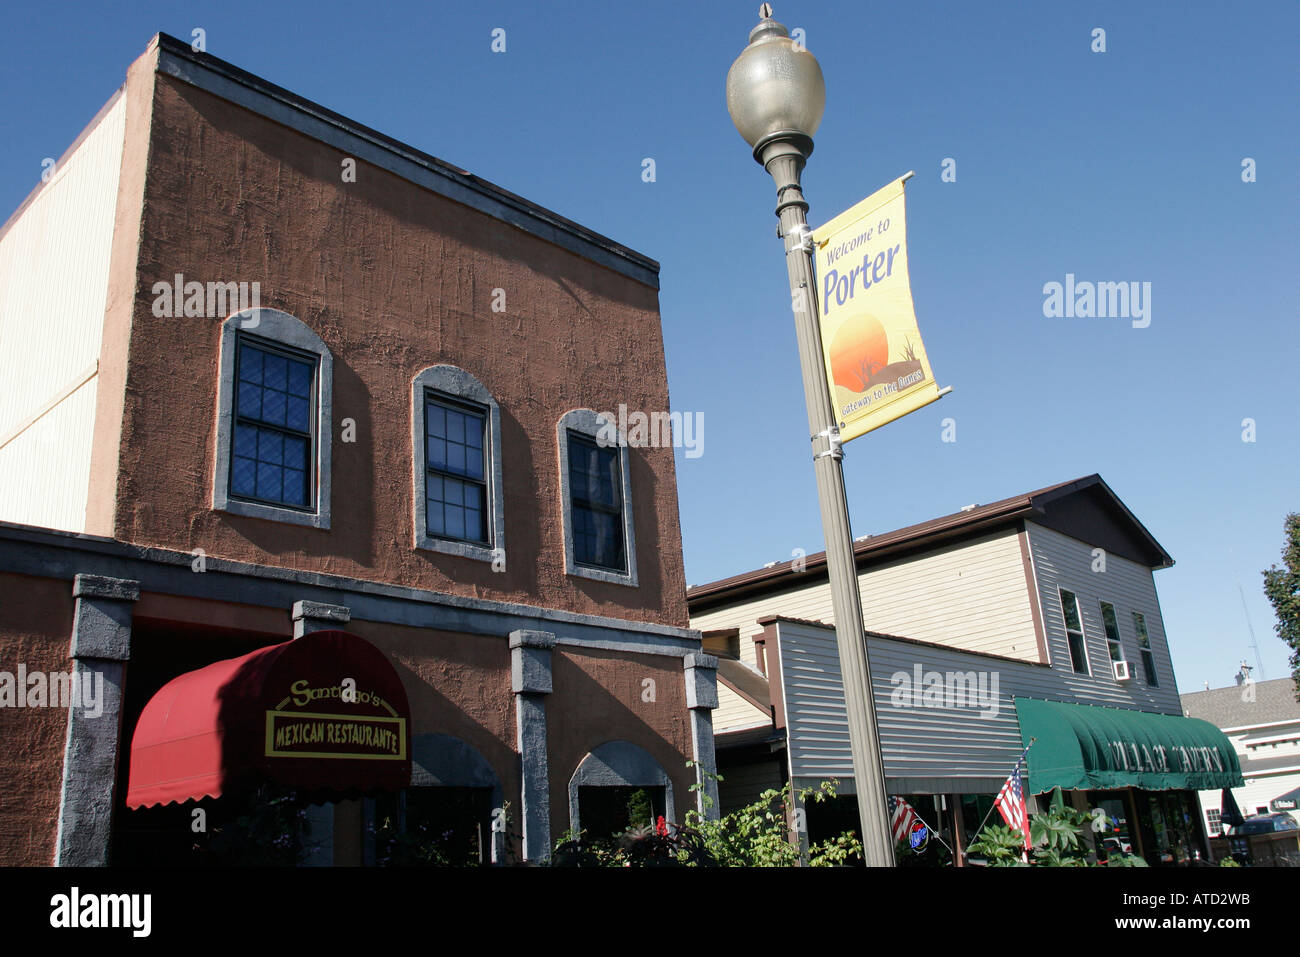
left=577, top=785, right=666, bottom=841
left=371, top=786, right=494, bottom=866
left=1086, top=791, right=1135, bottom=862
left=1132, top=790, right=1205, bottom=865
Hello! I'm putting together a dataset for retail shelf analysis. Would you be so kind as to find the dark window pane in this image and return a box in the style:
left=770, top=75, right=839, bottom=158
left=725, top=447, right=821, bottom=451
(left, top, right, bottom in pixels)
left=239, top=349, right=263, bottom=383
left=232, top=457, right=257, bottom=495
left=287, top=396, right=310, bottom=431
left=1141, top=651, right=1158, bottom=687
left=447, top=442, right=466, bottom=474
left=427, top=498, right=445, bottom=536
left=446, top=506, right=465, bottom=540
left=1060, top=590, right=1082, bottom=632
left=444, top=479, right=463, bottom=508
left=256, top=462, right=282, bottom=501
left=465, top=449, right=484, bottom=480
left=427, top=438, right=446, bottom=470
left=234, top=424, right=258, bottom=459
left=574, top=505, right=624, bottom=570
left=287, top=361, right=312, bottom=398
left=426, top=404, right=445, bottom=438
left=1068, top=633, right=1088, bottom=673
left=283, top=436, right=308, bottom=471
left=568, top=433, right=625, bottom=572
left=231, top=339, right=317, bottom=511
left=447, top=411, right=465, bottom=443
left=263, top=353, right=288, bottom=391
left=258, top=430, right=283, bottom=466
left=237, top=381, right=262, bottom=419
left=1133, top=613, right=1152, bottom=649
left=1101, top=603, right=1120, bottom=641
left=282, top=469, right=306, bottom=506
left=262, top=389, right=287, bottom=426
left=424, top=395, right=490, bottom=545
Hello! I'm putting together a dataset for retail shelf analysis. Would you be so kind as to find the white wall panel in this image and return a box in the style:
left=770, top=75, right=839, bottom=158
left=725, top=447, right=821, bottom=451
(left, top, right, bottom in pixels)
left=0, top=93, right=125, bottom=531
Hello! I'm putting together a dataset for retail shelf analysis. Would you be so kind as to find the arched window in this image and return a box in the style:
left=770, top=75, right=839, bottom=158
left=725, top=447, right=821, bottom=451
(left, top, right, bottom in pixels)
left=556, top=409, right=637, bottom=587
left=568, top=741, right=674, bottom=838
left=411, top=366, right=505, bottom=562
left=213, top=308, right=332, bottom=528
left=368, top=733, right=505, bottom=865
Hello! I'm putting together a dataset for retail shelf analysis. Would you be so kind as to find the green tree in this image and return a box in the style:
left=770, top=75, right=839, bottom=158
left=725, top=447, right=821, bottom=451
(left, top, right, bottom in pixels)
left=1262, top=512, right=1300, bottom=701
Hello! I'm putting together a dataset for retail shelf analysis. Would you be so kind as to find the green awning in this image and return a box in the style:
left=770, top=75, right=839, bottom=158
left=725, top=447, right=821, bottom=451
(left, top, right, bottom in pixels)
left=1014, top=697, right=1244, bottom=793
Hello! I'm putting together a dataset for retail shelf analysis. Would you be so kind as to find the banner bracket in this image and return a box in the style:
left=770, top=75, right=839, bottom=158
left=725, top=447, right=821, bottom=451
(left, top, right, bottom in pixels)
left=811, top=425, right=844, bottom=461
left=784, top=222, right=814, bottom=253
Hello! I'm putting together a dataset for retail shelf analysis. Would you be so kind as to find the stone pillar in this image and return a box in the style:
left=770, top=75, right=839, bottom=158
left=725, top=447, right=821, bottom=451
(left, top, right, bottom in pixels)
left=291, top=600, right=351, bottom=864
left=55, top=574, right=140, bottom=866
left=510, top=629, right=556, bottom=862
left=684, top=652, right=720, bottom=819
left=292, top=600, right=350, bottom=638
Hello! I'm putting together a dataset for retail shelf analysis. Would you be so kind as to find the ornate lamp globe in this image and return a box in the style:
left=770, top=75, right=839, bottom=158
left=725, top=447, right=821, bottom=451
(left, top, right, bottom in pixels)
left=725, top=4, right=826, bottom=161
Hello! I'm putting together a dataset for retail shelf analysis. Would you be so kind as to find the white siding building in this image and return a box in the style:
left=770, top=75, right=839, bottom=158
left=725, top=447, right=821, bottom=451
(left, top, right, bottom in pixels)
left=0, top=93, right=125, bottom=532
left=689, top=475, right=1242, bottom=865
left=1181, top=676, right=1300, bottom=834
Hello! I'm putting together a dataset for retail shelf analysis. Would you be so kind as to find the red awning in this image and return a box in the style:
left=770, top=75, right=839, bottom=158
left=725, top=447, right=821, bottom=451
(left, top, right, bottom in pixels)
left=127, top=630, right=411, bottom=808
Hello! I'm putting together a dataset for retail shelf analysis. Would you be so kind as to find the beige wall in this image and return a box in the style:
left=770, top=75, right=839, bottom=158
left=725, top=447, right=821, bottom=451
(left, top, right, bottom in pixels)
left=713, top=679, right=770, bottom=732
left=0, top=94, right=126, bottom=532
left=693, top=528, right=1044, bottom=732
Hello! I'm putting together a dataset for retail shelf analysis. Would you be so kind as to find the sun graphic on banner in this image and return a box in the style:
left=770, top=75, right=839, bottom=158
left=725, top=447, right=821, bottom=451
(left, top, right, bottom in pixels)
left=828, top=313, right=889, bottom=394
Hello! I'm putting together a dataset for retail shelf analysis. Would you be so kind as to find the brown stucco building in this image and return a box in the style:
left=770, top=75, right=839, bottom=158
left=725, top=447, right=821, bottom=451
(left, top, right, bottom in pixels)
left=0, top=33, right=716, bottom=866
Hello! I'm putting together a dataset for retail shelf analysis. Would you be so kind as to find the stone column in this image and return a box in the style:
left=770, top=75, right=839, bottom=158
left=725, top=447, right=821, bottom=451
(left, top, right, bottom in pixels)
left=55, top=574, right=140, bottom=866
left=510, top=629, right=556, bottom=862
left=683, top=652, right=720, bottom=819
left=292, top=600, right=350, bottom=638
left=290, top=600, right=351, bottom=864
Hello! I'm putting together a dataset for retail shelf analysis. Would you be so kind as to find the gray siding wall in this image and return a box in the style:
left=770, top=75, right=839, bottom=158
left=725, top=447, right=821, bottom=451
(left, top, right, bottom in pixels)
left=775, top=616, right=1184, bottom=796
left=1024, top=522, right=1182, bottom=715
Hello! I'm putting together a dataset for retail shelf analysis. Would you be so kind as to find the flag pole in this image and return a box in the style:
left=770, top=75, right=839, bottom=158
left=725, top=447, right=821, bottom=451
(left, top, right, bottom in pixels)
left=902, top=803, right=955, bottom=857
left=965, top=738, right=1036, bottom=860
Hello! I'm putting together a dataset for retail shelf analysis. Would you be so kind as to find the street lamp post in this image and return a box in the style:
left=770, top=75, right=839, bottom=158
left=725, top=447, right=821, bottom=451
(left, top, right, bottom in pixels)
left=726, top=5, right=896, bottom=867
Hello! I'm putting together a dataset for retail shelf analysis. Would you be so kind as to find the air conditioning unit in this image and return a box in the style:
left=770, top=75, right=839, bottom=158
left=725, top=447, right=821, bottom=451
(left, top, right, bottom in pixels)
left=1112, top=660, right=1132, bottom=682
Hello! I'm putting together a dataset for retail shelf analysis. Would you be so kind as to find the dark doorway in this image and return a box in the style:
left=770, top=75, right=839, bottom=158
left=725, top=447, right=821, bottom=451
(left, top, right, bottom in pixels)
left=371, top=787, right=495, bottom=865
left=578, top=785, right=666, bottom=841
left=111, top=620, right=285, bottom=866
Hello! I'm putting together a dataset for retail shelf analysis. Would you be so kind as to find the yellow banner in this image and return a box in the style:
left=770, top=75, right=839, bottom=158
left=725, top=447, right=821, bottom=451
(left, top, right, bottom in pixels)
left=812, top=174, right=940, bottom=443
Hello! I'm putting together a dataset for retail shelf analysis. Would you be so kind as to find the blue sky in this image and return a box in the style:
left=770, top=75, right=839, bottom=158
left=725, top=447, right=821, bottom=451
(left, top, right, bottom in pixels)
left=2, top=1, right=1295, bottom=692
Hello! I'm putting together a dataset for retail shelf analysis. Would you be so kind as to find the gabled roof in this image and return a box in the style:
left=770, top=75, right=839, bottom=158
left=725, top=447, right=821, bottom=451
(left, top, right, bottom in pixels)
left=687, top=474, right=1173, bottom=611
left=1181, top=677, right=1300, bottom=730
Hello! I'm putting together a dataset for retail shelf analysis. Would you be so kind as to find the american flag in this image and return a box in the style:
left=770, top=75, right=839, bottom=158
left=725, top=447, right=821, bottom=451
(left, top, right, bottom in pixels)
left=995, top=756, right=1032, bottom=851
left=888, top=795, right=920, bottom=842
